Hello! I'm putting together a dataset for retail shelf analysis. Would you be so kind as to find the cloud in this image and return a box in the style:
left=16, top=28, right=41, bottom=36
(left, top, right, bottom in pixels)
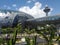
left=50, top=8, right=53, bottom=11
left=27, top=0, right=36, bottom=3
left=0, top=13, right=3, bottom=17
left=12, top=4, right=16, bottom=7
left=48, top=8, right=53, bottom=15
left=3, top=5, right=11, bottom=10
left=0, top=12, right=11, bottom=17
left=19, top=2, right=53, bottom=18
left=27, top=0, right=31, bottom=3
left=19, top=2, right=46, bottom=18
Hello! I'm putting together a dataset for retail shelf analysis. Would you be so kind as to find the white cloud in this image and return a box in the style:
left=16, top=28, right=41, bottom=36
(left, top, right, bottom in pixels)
left=48, top=8, right=53, bottom=15
left=12, top=4, right=16, bottom=7
left=27, top=0, right=36, bottom=3
left=27, top=0, right=31, bottom=3
left=0, top=13, right=3, bottom=17
left=19, top=2, right=45, bottom=18
left=50, top=8, right=53, bottom=11
left=0, top=12, right=11, bottom=18
left=19, top=2, right=52, bottom=18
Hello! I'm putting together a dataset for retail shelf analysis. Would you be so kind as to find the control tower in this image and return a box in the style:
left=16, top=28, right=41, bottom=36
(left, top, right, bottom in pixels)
left=43, top=5, right=50, bottom=16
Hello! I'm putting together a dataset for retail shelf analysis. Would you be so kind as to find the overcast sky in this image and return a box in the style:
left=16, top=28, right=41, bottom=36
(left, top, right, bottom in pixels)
left=0, top=0, right=60, bottom=18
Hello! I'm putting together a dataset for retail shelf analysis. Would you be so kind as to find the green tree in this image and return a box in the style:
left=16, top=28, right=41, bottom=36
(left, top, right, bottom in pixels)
left=0, top=23, right=22, bottom=45
left=25, top=28, right=36, bottom=45
left=56, top=34, right=60, bottom=45
left=36, top=24, right=57, bottom=45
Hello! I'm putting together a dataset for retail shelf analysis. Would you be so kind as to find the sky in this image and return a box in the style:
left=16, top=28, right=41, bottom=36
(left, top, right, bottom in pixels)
left=0, top=0, right=60, bottom=18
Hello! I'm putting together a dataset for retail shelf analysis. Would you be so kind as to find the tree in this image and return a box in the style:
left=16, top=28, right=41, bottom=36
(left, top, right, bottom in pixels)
left=36, top=24, right=57, bottom=45
left=56, top=33, right=60, bottom=45
left=25, top=28, right=36, bottom=45
left=15, top=23, right=22, bottom=33
left=0, top=23, right=22, bottom=45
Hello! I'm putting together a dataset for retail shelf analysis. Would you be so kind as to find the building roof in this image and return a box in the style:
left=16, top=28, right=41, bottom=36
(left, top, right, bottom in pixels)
left=0, top=9, right=34, bottom=27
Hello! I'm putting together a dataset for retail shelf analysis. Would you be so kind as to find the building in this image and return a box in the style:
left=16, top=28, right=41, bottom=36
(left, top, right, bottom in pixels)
left=0, top=9, right=60, bottom=33
left=0, top=9, right=34, bottom=27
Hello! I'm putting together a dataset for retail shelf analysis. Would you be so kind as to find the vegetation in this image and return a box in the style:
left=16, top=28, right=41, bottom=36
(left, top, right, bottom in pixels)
left=0, top=23, right=21, bottom=45
left=0, top=24, right=60, bottom=45
left=36, top=24, right=58, bottom=45
left=25, top=35, right=36, bottom=45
